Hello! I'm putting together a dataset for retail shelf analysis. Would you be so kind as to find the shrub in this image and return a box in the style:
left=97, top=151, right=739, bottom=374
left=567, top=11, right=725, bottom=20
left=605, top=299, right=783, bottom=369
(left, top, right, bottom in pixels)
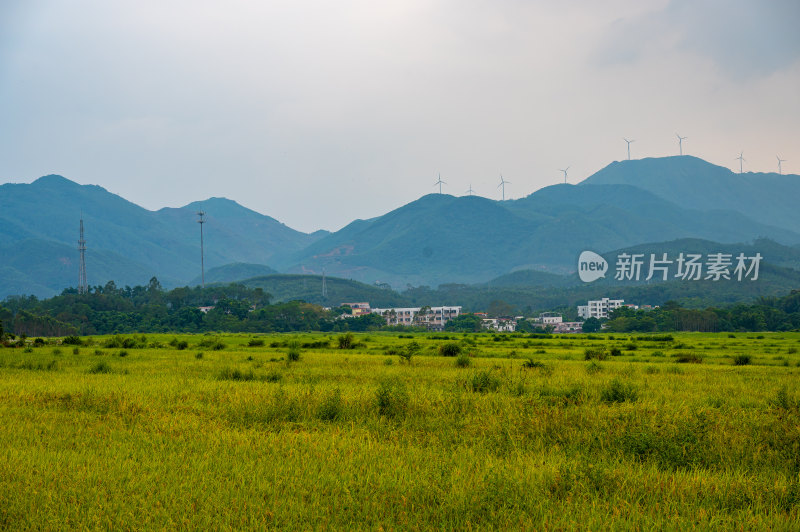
left=62, top=335, right=82, bottom=346
left=384, top=358, right=394, bottom=366
left=33, top=337, right=46, bottom=347
left=93, top=349, right=104, bottom=356
left=217, top=367, right=257, bottom=381
left=338, top=333, right=355, bottom=349
left=399, top=341, right=422, bottom=364
left=23, top=347, right=33, bottom=353
left=609, top=347, right=623, bottom=357
left=52, top=348, right=62, bottom=355
left=522, top=358, right=545, bottom=369
left=264, top=370, right=282, bottom=383
left=302, top=340, right=329, bottom=349
left=175, top=341, right=189, bottom=350
left=72, top=347, right=80, bottom=355
left=248, top=338, right=265, bottom=347
left=733, top=354, right=751, bottom=366
left=439, top=342, right=462, bottom=357
left=376, top=378, right=409, bottom=418
left=624, top=343, right=638, bottom=351
left=455, top=353, right=472, bottom=367
left=601, top=378, right=639, bottom=403
left=211, top=341, right=226, bottom=351
left=117, top=350, right=128, bottom=358
left=644, top=365, right=660, bottom=374
left=195, top=352, right=204, bottom=359
left=584, top=347, right=608, bottom=361
left=317, top=389, right=343, bottom=421
left=286, top=341, right=301, bottom=363
left=470, top=370, right=501, bottom=393
left=675, top=353, right=703, bottom=364
left=772, top=386, right=797, bottom=410
left=586, top=361, right=603, bottom=374
left=88, top=361, right=112, bottom=374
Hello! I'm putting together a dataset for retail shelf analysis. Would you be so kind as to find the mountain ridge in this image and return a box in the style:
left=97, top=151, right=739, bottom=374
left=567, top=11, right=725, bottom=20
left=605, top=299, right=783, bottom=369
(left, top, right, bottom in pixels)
left=2, top=156, right=798, bottom=299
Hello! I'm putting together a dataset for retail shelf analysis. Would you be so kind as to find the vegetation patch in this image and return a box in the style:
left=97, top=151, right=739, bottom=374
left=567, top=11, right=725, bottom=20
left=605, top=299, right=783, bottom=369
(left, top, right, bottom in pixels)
left=674, top=353, right=703, bottom=364
left=469, top=370, right=501, bottom=393
left=601, top=378, right=639, bottom=403
left=375, top=378, right=409, bottom=418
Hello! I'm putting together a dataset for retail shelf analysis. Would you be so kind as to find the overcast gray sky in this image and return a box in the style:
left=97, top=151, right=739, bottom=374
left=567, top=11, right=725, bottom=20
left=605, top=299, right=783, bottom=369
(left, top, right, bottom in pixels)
left=1, top=0, right=798, bottom=233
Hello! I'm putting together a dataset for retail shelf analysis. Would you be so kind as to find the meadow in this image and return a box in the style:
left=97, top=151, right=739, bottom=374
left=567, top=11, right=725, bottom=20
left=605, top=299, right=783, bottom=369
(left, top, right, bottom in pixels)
left=1, top=331, right=799, bottom=530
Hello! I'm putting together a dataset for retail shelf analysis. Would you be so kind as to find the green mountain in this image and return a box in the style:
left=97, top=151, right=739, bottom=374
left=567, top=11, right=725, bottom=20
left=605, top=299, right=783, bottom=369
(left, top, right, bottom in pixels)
left=0, top=239, right=176, bottom=299
left=189, top=262, right=277, bottom=286
left=422, top=238, right=800, bottom=313
left=286, top=183, right=800, bottom=287
left=0, top=176, right=324, bottom=298
left=3, top=158, right=800, bottom=300
left=581, top=156, right=800, bottom=233
left=241, top=274, right=410, bottom=307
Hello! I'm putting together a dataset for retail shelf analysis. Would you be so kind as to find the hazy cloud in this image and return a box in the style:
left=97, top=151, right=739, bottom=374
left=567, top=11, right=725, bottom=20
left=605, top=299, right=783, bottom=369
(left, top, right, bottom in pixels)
left=596, top=0, right=800, bottom=79
left=1, top=1, right=798, bottom=233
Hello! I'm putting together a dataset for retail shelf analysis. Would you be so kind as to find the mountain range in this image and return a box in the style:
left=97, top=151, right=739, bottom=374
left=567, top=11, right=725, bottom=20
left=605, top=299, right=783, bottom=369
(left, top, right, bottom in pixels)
left=1, top=156, right=799, bottom=300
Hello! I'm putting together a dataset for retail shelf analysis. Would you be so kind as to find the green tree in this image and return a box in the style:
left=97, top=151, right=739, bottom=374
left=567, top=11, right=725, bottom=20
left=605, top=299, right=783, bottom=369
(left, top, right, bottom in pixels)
left=444, top=313, right=483, bottom=332
left=582, top=317, right=601, bottom=333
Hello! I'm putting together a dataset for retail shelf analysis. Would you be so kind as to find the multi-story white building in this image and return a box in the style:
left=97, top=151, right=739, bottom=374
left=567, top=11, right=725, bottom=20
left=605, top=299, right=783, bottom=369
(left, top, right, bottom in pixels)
left=538, top=312, right=563, bottom=325
left=482, top=317, right=517, bottom=332
left=371, top=306, right=462, bottom=330
left=577, top=298, right=625, bottom=320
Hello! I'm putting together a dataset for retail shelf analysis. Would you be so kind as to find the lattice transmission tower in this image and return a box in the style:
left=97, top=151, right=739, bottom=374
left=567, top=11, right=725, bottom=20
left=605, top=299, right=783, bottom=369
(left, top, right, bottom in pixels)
left=78, top=216, right=88, bottom=294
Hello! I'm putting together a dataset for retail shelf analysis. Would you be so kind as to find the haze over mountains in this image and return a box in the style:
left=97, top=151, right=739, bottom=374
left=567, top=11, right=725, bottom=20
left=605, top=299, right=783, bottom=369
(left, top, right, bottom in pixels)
left=1, top=156, right=799, bottom=299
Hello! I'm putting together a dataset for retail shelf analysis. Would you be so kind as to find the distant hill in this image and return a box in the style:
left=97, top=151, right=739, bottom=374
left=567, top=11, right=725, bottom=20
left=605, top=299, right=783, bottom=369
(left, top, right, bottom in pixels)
left=241, top=274, right=411, bottom=307
left=286, top=184, right=800, bottom=288
left=3, top=158, right=800, bottom=300
left=581, top=156, right=800, bottom=233
left=484, top=269, right=578, bottom=288
left=0, top=175, right=324, bottom=298
left=0, top=239, right=179, bottom=299
left=189, top=262, right=277, bottom=286
left=286, top=194, right=539, bottom=286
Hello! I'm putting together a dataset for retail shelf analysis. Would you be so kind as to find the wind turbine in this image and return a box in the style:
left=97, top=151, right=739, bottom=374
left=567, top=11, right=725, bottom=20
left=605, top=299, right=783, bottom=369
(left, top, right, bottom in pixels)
left=623, top=138, right=635, bottom=160
left=465, top=184, right=475, bottom=196
left=433, top=173, right=446, bottom=194
left=736, top=152, right=745, bottom=174
left=777, top=155, right=787, bottom=175
left=676, top=134, right=687, bottom=156
left=559, top=167, right=570, bottom=184
left=497, top=175, right=510, bottom=201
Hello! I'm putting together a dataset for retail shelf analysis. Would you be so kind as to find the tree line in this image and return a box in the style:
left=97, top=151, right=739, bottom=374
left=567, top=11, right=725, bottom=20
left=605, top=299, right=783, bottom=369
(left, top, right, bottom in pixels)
left=1, top=279, right=799, bottom=338
left=600, top=291, right=800, bottom=333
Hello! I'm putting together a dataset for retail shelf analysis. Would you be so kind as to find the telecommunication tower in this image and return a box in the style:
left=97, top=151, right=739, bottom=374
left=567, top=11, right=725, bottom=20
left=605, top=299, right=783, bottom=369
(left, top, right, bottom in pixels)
left=197, top=211, right=206, bottom=288
left=78, top=216, right=88, bottom=294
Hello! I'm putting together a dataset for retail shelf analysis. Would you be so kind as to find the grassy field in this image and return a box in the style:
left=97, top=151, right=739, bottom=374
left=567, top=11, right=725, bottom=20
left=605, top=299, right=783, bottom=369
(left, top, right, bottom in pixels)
left=1, top=331, right=799, bottom=529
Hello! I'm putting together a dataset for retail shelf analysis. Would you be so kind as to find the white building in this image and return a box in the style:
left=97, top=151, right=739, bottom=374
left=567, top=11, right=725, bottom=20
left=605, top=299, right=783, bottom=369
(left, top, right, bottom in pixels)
left=482, top=318, right=517, bottom=332
left=553, top=322, right=583, bottom=334
left=371, top=306, right=462, bottom=330
left=577, top=298, right=625, bottom=320
left=538, top=312, right=563, bottom=325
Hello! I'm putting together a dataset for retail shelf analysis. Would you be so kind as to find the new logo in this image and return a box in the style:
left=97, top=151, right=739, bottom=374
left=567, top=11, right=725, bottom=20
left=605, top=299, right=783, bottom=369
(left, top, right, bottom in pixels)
left=578, top=251, right=608, bottom=283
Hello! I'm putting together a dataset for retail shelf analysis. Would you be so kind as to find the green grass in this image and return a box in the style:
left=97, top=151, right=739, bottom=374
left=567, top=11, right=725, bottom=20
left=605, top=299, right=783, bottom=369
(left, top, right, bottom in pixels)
left=0, top=331, right=799, bottom=529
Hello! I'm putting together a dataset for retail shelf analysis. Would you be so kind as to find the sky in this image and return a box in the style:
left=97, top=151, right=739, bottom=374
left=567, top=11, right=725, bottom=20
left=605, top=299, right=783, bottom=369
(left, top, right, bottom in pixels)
left=1, top=0, right=798, bottom=233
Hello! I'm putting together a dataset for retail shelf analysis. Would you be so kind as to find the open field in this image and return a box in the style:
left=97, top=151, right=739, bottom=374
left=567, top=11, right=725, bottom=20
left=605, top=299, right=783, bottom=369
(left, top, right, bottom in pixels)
left=1, top=331, right=799, bottom=529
